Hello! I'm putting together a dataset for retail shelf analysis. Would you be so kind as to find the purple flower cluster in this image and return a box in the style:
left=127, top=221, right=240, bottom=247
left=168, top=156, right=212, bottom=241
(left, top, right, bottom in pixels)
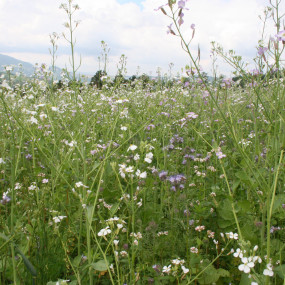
left=167, top=174, right=186, bottom=191
left=170, top=134, right=184, bottom=144
left=157, top=170, right=186, bottom=191
left=158, top=170, right=168, bottom=181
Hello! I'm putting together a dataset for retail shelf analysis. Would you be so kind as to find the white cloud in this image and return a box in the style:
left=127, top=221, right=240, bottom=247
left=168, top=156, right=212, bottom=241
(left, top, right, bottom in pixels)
left=0, top=0, right=284, bottom=77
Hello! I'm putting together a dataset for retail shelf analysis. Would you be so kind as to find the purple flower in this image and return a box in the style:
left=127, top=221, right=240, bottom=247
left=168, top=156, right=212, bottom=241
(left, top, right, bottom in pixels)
left=167, top=23, right=175, bottom=35
left=275, top=30, right=285, bottom=42
left=25, top=154, right=32, bottom=160
left=191, top=23, right=195, bottom=30
left=1, top=195, right=11, bottom=205
left=170, top=186, right=177, bottom=191
left=178, top=14, right=184, bottom=26
left=178, top=0, right=189, bottom=10
left=251, top=69, right=262, bottom=76
left=258, top=46, right=268, bottom=56
left=168, top=174, right=186, bottom=185
left=178, top=0, right=186, bottom=9
left=158, top=170, right=168, bottom=181
left=154, top=3, right=168, bottom=11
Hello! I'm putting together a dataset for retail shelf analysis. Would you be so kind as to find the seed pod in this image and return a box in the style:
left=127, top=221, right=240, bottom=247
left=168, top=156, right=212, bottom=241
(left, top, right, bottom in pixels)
left=161, top=7, right=167, bottom=15
left=198, top=45, right=201, bottom=61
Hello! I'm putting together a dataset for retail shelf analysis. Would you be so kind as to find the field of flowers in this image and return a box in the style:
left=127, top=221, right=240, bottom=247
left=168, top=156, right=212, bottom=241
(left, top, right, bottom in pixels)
left=1, top=0, right=285, bottom=284
left=1, top=67, right=285, bottom=284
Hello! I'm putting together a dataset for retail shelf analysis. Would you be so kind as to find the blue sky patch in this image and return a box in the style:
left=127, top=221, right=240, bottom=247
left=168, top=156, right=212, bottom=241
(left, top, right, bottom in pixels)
left=117, top=0, right=144, bottom=9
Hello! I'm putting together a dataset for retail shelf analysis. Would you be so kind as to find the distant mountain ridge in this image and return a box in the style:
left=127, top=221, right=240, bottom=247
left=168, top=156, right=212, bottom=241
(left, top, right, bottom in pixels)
left=0, top=53, right=62, bottom=78
left=0, top=53, right=35, bottom=76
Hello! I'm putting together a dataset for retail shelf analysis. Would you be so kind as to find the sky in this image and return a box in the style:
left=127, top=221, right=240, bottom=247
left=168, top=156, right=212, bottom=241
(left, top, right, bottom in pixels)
left=0, top=0, right=284, bottom=77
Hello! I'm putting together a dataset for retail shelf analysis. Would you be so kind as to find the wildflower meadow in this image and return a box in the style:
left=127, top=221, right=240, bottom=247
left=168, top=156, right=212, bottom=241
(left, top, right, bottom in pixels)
left=1, top=0, right=285, bottom=284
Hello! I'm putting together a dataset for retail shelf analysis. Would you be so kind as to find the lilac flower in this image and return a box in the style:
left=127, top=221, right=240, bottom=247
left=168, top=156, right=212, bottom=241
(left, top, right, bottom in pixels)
left=178, top=0, right=186, bottom=9
left=178, top=12, right=184, bottom=26
left=258, top=46, right=268, bottom=56
left=216, top=151, right=226, bottom=159
left=159, top=170, right=168, bottom=181
left=191, top=23, right=195, bottom=30
left=1, top=193, right=11, bottom=205
left=251, top=69, right=262, bottom=76
left=25, top=154, right=32, bottom=160
left=275, top=30, right=285, bottom=42
left=167, top=174, right=186, bottom=185
left=178, top=0, right=189, bottom=10
left=167, top=23, right=175, bottom=35
left=154, top=3, right=168, bottom=11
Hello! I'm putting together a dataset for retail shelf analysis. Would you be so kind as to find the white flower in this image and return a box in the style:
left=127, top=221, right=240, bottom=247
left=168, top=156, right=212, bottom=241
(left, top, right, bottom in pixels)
left=75, top=181, right=88, bottom=188
left=117, top=224, right=123, bottom=229
left=113, top=240, right=119, bottom=246
left=30, top=116, right=38, bottom=124
left=134, top=154, right=140, bottom=161
left=127, top=144, right=137, bottom=151
left=263, top=263, right=274, bottom=276
left=53, top=216, right=67, bottom=223
left=253, top=256, right=262, bottom=263
left=136, top=169, right=147, bottom=179
left=0, top=158, right=5, bottom=164
left=238, top=257, right=255, bottom=274
left=55, top=280, right=70, bottom=285
left=137, top=198, right=143, bottom=207
left=144, top=152, right=153, bottom=163
left=181, top=265, right=189, bottom=274
left=121, top=126, right=127, bottom=131
left=171, top=259, right=181, bottom=265
left=233, top=248, right=243, bottom=258
left=251, top=282, right=258, bottom=285
left=226, top=232, right=238, bottom=240
left=5, top=65, right=13, bottom=71
left=120, top=251, right=128, bottom=257
left=98, top=226, right=112, bottom=237
left=190, top=247, right=198, bottom=254
left=39, top=113, right=47, bottom=120
left=162, top=265, right=171, bottom=274
left=51, top=106, right=58, bottom=111
left=1, top=80, right=12, bottom=90
left=125, top=166, right=134, bottom=173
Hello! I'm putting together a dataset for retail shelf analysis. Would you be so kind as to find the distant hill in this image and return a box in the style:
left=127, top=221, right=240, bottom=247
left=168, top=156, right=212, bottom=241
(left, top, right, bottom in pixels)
left=0, top=54, right=35, bottom=76
left=0, top=53, right=62, bottom=78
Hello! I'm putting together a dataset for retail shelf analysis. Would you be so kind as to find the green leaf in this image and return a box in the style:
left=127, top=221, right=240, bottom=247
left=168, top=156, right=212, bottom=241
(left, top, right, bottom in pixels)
left=272, top=194, right=285, bottom=214
left=216, top=268, right=230, bottom=277
left=241, top=222, right=258, bottom=244
left=15, top=247, right=37, bottom=277
left=91, top=260, right=109, bottom=271
left=275, top=264, right=285, bottom=279
left=235, top=171, right=250, bottom=182
left=110, top=202, right=120, bottom=217
left=86, top=206, right=93, bottom=223
left=197, top=264, right=219, bottom=284
left=239, top=273, right=251, bottom=285
left=217, top=199, right=235, bottom=221
left=237, top=200, right=251, bottom=214
left=72, top=255, right=82, bottom=267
